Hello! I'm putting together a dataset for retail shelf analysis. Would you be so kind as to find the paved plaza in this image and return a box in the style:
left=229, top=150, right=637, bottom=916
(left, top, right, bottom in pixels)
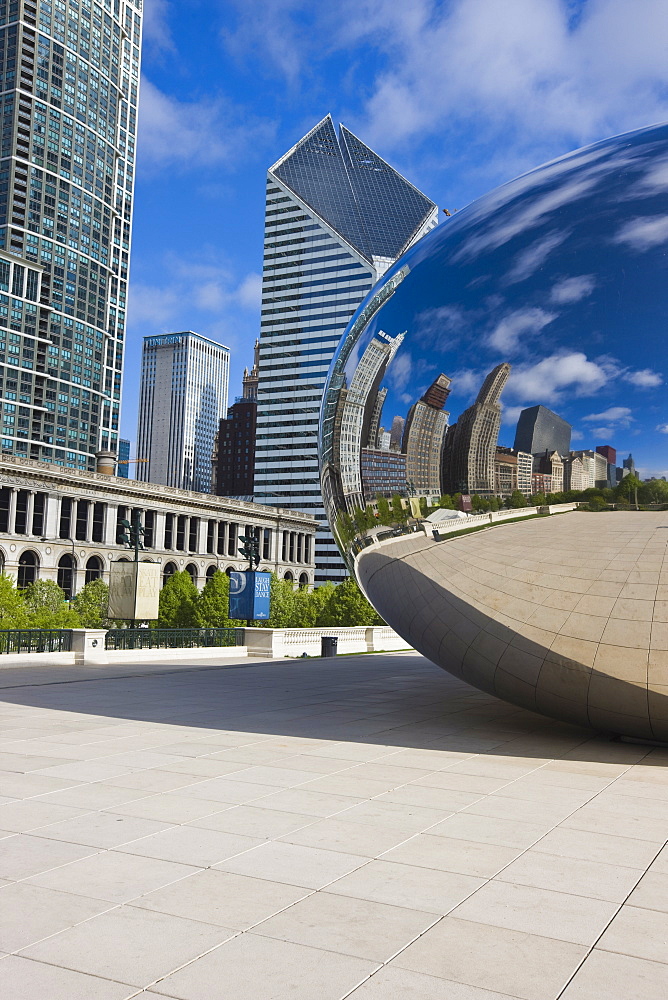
left=0, top=651, right=666, bottom=1000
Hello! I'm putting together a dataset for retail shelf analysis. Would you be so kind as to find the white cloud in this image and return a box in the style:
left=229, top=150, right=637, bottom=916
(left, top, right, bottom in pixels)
left=571, top=429, right=584, bottom=440
left=549, top=274, right=596, bottom=304
left=505, top=232, right=567, bottom=284
left=627, top=368, right=663, bottom=387
left=488, top=307, right=556, bottom=353
left=501, top=404, right=525, bottom=426
left=142, top=0, right=175, bottom=56
left=583, top=406, right=633, bottom=426
left=657, top=423, right=668, bottom=434
left=612, top=215, right=668, bottom=251
left=507, top=351, right=611, bottom=404
left=138, top=79, right=274, bottom=172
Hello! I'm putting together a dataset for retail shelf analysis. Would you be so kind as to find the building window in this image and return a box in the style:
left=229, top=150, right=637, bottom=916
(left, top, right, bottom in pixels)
left=185, top=562, right=198, bottom=587
left=85, top=555, right=103, bottom=585
left=162, top=561, right=177, bottom=587
left=57, top=554, right=75, bottom=599
left=18, top=550, right=39, bottom=589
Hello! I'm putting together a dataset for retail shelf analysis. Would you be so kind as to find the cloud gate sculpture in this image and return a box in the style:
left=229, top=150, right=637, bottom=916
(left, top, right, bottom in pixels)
left=319, top=122, right=668, bottom=741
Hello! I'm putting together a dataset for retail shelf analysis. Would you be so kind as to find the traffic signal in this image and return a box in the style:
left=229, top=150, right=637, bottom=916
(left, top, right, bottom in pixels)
left=239, top=534, right=260, bottom=567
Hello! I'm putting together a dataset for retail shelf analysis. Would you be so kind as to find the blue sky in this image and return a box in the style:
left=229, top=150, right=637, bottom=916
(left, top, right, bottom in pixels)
left=125, top=0, right=668, bottom=467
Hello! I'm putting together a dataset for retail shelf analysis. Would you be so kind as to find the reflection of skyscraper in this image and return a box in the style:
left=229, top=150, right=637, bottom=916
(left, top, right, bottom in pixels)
left=403, top=374, right=451, bottom=495
left=513, top=405, right=572, bottom=459
left=444, top=363, right=511, bottom=496
left=390, top=416, right=405, bottom=452
left=255, top=116, right=437, bottom=581
left=337, top=330, right=405, bottom=511
left=623, top=453, right=636, bottom=475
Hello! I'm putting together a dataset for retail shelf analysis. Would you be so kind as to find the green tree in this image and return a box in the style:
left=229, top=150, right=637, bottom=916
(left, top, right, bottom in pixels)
left=391, top=494, right=407, bottom=523
left=293, top=580, right=335, bottom=628
left=376, top=495, right=391, bottom=525
left=23, top=580, right=80, bottom=628
left=157, top=570, right=198, bottom=627
left=72, top=579, right=111, bottom=628
left=194, top=570, right=234, bottom=628
left=530, top=493, right=547, bottom=507
left=586, top=495, right=609, bottom=511
left=317, top=577, right=384, bottom=627
left=452, top=493, right=462, bottom=510
left=437, top=494, right=454, bottom=509
left=419, top=497, right=429, bottom=517
left=258, top=574, right=299, bottom=628
left=488, top=496, right=500, bottom=512
left=616, top=474, right=642, bottom=505
left=639, top=479, right=668, bottom=504
left=0, top=574, right=29, bottom=629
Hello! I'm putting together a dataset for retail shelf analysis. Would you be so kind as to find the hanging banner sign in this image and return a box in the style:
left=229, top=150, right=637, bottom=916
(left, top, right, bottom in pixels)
left=229, top=571, right=271, bottom=621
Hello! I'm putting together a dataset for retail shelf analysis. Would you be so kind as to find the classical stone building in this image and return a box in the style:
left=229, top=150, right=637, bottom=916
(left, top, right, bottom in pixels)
left=0, top=455, right=316, bottom=597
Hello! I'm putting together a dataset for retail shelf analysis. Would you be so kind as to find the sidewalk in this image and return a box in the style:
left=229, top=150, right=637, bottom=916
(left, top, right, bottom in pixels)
left=0, top=651, right=666, bottom=999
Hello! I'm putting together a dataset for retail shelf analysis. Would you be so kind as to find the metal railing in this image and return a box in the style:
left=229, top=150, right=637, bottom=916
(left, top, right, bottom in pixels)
left=0, top=629, right=72, bottom=654
left=105, top=627, right=242, bottom=651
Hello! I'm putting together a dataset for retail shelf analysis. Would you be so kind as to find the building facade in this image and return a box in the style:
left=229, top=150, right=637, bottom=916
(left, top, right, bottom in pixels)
left=361, top=447, right=407, bottom=502
left=213, top=396, right=256, bottom=498
left=444, top=363, right=510, bottom=496
left=0, top=0, right=142, bottom=474
left=116, top=436, right=129, bottom=477
left=0, top=454, right=315, bottom=596
left=536, top=449, right=564, bottom=492
left=136, top=331, right=229, bottom=494
left=403, top=374, right=451, bottom=496
left=513, top=405, right=571, bottom=459
left=254, top=115, right=437, bottom=582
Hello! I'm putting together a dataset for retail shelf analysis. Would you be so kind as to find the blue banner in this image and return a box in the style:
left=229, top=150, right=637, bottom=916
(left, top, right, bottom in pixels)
left=229, top=571, right=271, bottom=621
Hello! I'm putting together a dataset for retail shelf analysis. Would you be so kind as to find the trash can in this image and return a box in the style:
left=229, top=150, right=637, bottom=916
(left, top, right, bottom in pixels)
left=321, top=636, right=338, bottom=657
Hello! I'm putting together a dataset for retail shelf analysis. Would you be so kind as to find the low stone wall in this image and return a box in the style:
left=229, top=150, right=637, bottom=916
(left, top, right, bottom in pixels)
left=0, top=626, right=410, bottom=667
left=242, top=626, right=411, bottom=658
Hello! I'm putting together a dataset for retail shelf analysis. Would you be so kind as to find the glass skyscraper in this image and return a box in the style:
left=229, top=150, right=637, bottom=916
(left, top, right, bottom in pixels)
left=136, top=331, right=229, bottom=494
left=255, top=115, right=437, bottom=581
left=0, top=0, right=141, bottom=471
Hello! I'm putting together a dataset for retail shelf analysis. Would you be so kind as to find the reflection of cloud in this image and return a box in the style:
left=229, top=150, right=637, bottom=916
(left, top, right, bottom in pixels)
left=583, top=406, right=633, bottom=427
left=657, top=424, right=668, bottom=434
left=507, top=351, right=610, bottom=403
left=505, top=232, right=566, bottom=284
left=388, top=351, right=413, bottom=392
left=613, top=215, right=668, bottom=251
left=488, top=307, right=556, bottom=353
left=628, top=368, right=662, bottom=387
left=549, top=274, right=596, bottom=304
left=413, top=304, right=466, bottom=348
left=636, top=157, right=668, bottom=195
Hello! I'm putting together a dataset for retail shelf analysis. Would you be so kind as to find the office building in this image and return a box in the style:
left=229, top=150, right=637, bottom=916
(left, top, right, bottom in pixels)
left=213, top=340, right=258, bottom=498
left=596, top=444, right=617, bottom=488
left=571, top=449, right=608, bottom=489
left=361, top=447, right=407, bottom=501
left=623, top=453, right=636, bottom=476
left=513, top=405, right=571, bottom=459
left=536, top=449, right=564, bottom=492
left=563, top=454, right=588, bottom=491
left=403, top=373, right=451, bottom=495
left=117, top=437, right=130, bottom=478
left=0, top=0, right=142, bottom=473
left=531, top=472, right=552, bottom=494
left=136, top=331, right=229, bottom=494
left=444, top=363, right=511, bottom=496
left=255, top=114, right=438, bottom=581
left=0, top=453, right=315, bottom=596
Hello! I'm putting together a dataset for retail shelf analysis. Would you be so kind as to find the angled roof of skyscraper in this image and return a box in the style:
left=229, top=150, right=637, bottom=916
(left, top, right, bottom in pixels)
left=271, top=114, right=436, bottom=263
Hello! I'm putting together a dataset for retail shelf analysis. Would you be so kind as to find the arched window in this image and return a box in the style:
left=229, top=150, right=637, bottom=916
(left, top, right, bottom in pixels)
left=162, top=561, right=177, bottom=587
left=225, top=566, right=234, bottom=576
left=85, top=556, right=103, bottom=585
left=18, top=550, right=39, bottom=589
left=299, top=572, right=309, bottom=588
left=57, top=554, right=75, bottom=599
left=284, top=570, right=294, bottom=582
left=205, top=565, right=217, bottom=582
left=185, top=563, right=198, bottom=586
left=0, top=549, right=5, bottom=574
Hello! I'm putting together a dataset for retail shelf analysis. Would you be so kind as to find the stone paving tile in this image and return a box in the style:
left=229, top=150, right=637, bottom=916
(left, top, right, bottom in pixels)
left=256, top=890, right=438, bottom=962
left=380, top=832, right=522, bottom=877
left=117, top=825, right=262, bottom=867
left=625, top=870, right=668, bottom=912
left=559, top=949, right=668, bottom=999
left=596, top=904, right=668, bottom=963
left=496, top=849, right=646, bottom=902
left=0, top=799, right=90, bottom=833
left=0, top=956, right=135, bottom=1000
left=0, top=833, right=96, bottom=880
left=394, top=916, right=588, bottom=1000
left=130, top=868, right=309, bottom=929
left=20, top=905, right=233, bottom=988
left=215, top=839, right=369, bottom=889
left=346, top=966, right=520, bottom=999
left=327, top=859, right=483, bottom=913
left=147, top=933, right=377, bottom=1000
left=0, top=882, right=114, bottom=952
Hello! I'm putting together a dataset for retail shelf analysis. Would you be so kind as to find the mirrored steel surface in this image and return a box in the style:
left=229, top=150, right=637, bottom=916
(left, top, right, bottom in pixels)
left=319, top=122, right=668, bottom=740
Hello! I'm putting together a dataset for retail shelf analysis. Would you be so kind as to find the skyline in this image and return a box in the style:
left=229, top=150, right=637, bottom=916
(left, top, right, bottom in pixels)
left=125, top=0, right=668, bottom=478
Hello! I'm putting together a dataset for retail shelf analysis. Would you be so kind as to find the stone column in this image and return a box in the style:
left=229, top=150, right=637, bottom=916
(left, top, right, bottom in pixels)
left=85, top=500, right=94, bottom=541
left=7, top=487, right=17, bottom=533
left=26, top=491, right=35, bottom=535
left=197, top=518, right=208, bottom=555
left=44, top=494, right=59, bottom=539
left=153, top=510, right=166, bottom=550
left=104, top=503, right=118, bottom=546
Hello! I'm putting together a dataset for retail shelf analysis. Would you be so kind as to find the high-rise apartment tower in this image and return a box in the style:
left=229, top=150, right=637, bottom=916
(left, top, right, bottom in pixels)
left=444, top=363, right=511, bottom=496
left=255, top=115, right=438, bottom=582
left=136, top=331, right=229, bottom=494
left=0, top=0, right=142, bottom=471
